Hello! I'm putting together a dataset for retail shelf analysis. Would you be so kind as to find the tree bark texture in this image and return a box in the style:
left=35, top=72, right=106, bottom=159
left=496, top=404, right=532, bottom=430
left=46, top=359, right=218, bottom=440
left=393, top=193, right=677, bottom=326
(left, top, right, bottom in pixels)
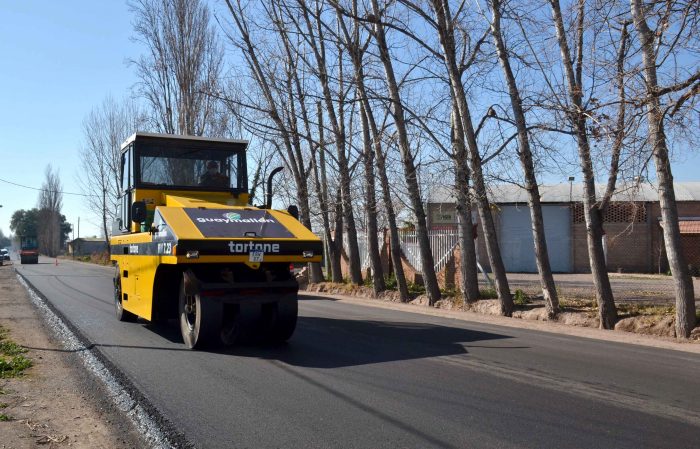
left=451, top=106, right=480, bottom=303
left=360, top=101, right=387, bottom=293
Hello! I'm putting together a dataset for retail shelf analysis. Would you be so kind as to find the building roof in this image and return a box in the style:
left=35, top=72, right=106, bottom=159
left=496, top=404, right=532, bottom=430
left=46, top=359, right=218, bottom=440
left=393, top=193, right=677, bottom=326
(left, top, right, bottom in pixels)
left=70, top=237, right=106, bottom=243
left=428, top=182, right=700, bottom=204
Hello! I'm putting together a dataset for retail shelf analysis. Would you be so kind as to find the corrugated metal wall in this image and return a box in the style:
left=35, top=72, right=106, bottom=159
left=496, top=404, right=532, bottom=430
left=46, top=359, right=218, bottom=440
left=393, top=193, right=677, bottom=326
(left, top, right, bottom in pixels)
left=498, top=205, right=572, bottom=273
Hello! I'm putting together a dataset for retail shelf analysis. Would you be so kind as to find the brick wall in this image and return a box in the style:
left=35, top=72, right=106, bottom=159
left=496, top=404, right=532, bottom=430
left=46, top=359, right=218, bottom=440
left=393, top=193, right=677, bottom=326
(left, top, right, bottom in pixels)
left=648, top=202, right=700, bottom=273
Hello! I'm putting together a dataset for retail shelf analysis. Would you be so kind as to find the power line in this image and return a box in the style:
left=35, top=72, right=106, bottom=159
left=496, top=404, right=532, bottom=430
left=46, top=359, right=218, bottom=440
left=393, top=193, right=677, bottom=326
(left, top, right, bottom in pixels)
left=0, top=177, right=96, bottom=197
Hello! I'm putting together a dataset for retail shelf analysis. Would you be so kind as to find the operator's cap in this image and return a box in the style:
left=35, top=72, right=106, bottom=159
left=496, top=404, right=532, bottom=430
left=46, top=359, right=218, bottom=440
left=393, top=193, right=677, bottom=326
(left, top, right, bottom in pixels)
left=207, top=160, right=219, bottom=169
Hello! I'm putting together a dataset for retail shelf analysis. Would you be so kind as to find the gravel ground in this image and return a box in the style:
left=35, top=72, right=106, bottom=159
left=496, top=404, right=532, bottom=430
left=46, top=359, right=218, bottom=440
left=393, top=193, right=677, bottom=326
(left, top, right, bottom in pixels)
left=478, top=272, right=700, bottom=304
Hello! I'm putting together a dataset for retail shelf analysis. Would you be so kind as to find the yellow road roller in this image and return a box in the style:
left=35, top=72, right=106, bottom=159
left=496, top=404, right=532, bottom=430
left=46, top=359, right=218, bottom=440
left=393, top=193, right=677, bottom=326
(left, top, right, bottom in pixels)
left=110, top=133, right=322, bottom=349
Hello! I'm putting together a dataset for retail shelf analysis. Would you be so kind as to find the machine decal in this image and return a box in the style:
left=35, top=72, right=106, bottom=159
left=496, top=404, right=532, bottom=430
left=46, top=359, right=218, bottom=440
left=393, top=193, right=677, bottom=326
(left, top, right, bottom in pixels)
left=184, top=208, right=294, bottom=238
left=228, top=241, right=280, bottom=254
left=110, top=239, right=322, bottom=257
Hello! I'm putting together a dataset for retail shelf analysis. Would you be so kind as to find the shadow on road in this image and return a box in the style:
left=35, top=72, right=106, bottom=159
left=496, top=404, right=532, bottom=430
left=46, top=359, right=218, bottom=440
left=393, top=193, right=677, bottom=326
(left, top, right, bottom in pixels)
left=225, top=316, right=519, bottom=368
left=23, top=316, right=522, bottom=368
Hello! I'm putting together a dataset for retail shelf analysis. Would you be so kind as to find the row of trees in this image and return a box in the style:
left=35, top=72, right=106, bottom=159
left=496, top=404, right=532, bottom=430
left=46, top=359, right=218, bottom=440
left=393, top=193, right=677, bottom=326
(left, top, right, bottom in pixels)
left=0, top=229, right=11, bottom=249
left=80, top=0, right=698, bottom=337
left=10, top=166, right=72, bottom=257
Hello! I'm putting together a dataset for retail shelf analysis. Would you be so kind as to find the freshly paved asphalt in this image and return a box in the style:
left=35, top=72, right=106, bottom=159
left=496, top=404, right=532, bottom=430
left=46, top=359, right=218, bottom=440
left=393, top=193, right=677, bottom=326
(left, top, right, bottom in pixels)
left=16, top=257, right=700, bottom=449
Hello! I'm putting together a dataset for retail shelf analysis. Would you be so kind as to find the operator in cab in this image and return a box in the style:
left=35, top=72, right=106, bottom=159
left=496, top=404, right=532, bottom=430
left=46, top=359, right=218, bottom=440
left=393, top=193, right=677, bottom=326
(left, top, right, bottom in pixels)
left=199, top=161, right=229, bottom=187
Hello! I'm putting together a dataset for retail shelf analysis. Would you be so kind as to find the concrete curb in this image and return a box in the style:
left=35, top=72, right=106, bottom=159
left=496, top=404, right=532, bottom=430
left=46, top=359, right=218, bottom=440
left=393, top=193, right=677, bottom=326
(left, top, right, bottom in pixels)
left=300, top=291, right=700, bottom=354
left=15, top=268, right=194, bottom=449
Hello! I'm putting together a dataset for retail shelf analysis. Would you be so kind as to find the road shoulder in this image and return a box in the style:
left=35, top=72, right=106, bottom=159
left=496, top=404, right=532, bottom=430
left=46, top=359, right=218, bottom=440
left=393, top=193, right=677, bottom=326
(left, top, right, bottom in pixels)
left=300, top=291, right=700, bottom=354
left=0, top=263, right=146, bottom=448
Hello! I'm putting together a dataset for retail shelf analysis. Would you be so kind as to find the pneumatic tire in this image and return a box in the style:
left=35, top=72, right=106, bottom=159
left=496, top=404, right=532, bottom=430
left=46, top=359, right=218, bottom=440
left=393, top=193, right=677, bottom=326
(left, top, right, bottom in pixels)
left=179, top=279, right=223, bottom=349
left=268, top=294, right=298, bottom=343
left=114, top=265, right=137, bottom=322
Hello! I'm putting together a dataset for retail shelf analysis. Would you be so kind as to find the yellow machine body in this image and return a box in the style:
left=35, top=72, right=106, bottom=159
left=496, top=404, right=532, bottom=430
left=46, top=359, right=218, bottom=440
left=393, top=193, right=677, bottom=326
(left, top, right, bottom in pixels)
left=109, top=133, right=321, bottom=323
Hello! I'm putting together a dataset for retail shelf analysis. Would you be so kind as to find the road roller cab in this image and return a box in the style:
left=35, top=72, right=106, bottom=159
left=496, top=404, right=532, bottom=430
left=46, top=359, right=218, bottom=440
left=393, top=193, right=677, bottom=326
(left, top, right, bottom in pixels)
left=110, top=133, right=322, bottom=349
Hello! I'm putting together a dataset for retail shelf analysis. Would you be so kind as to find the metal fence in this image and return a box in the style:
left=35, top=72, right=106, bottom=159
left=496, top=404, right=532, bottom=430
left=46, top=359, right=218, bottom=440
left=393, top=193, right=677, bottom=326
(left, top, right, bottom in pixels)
left=331, top=229, right=460, bottom=274
left=343, top=231, right=383, bottom=270
left=398, top=229, right=459, bottom=273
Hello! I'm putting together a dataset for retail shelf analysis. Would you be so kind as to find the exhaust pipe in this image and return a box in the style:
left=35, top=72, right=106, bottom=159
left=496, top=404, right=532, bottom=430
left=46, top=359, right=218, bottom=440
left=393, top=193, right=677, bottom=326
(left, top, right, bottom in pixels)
left=266, top=167, right=284, bottom=209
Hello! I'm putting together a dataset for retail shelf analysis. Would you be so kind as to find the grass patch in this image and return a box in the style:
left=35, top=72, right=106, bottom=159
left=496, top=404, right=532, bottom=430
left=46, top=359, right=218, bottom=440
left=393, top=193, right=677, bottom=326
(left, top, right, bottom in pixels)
left=617, top=303, right=675, bottom=318
left=407, top=282, right=425, bottom=295
left=384, top=274, right=398, bottom=290
left=0, top=356, right=32, bottom=378
left=513, top=289, right=531, bottom=306
left=0, top=325, right=32, bottom=378
left=0, top=341, right=27, bottom=356
left=479, top=288, right=498, bottom=299
left=558, top=297, right=597, bottom=316
left=0, top=413, right=11, bottom=421
left=0, top=402, right=7, bottom=408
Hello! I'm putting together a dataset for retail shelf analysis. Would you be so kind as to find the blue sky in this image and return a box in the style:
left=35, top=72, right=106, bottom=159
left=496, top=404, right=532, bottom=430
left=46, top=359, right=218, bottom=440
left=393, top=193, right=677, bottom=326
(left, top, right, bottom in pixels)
left=0, top=1, right=698, bottom=240
left=0, top=1, right=143, bottom=238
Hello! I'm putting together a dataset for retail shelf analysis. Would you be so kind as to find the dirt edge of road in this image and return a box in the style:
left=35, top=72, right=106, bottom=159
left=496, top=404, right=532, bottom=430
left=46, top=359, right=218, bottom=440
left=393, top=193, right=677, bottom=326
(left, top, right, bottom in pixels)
left=0, top=264, right=144, bottom=448
left=4, top=265, right=194, bottom=449
left=300, top=291, right=700, bottom=354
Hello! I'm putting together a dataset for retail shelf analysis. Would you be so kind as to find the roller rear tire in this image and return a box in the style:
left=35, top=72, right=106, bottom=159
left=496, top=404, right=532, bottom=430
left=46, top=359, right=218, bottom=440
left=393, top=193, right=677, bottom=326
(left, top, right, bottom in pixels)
left=268, top=295, right=298, bottom=343
left=179, top=279, right=223, bottom=349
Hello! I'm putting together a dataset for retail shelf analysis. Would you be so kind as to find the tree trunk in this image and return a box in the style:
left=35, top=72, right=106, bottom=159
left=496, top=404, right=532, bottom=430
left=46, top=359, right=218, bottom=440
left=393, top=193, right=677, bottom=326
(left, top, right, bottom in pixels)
left=316, top=102, right=343, bottom=283
left=631, top=0, right=696, bottom=337
left=360, top=101, right=386, bottom=294
left=373, top=129, right=410, bottom=302
left=369, top=0, right=441, bottom=304
left=331, top=187, right=344, bottom=283
left=451, top=106, right=479, bottom=303
left=549, top=0, right=616, bottom=328
left=490, top=0, right=559, bottom=318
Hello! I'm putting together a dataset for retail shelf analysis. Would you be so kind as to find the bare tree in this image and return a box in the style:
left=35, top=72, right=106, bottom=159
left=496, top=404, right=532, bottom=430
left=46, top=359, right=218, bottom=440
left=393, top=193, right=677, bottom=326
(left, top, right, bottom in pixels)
left=78, top=96, right=146, bottom=242
left=367, top=0, right=442, bottom=304
left=423, top=0, right=513, bottom=314
left=545, top=0, right=618, bottom=328
left=488, top=0, right=559, bottom=318
left=332, top=1, right=410, bottom=299
left=130, top=0, right=225, bottom=136
left=223, top=0, right=324, bottom=282
left=37, top=165, right=63, bottom=257
left=316, top=102, right=344, bottom=282
left=630, top=0, right=699, bottom=337
left=286, top=0, right=364, bottom=285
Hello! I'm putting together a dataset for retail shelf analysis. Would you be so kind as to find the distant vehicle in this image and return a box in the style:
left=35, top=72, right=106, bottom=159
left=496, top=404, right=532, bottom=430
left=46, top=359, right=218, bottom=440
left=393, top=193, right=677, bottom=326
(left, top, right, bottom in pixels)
left=1, top=248, right=9, bottom=261
left=20, top=236, right=39, bottom=264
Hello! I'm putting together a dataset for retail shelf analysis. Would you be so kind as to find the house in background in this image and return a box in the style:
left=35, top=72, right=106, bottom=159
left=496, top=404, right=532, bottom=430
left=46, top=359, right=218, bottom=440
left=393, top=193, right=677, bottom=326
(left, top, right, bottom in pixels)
left=67, top=237, right=107, bottom=257
left=426, top=182, right=700, bottom=274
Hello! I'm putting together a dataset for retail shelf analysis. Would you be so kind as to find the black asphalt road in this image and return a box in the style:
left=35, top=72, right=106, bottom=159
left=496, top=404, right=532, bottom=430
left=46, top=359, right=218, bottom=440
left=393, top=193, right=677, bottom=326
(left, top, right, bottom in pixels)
left=16, top=258, right=700, bottom=449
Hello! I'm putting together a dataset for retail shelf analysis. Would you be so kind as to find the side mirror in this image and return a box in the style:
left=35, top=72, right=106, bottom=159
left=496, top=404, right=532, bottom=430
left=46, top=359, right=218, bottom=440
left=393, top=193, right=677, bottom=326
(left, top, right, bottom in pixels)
left=131, top=201, right=147, bottom=224
left=287, top=205, right=299, bottom=220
